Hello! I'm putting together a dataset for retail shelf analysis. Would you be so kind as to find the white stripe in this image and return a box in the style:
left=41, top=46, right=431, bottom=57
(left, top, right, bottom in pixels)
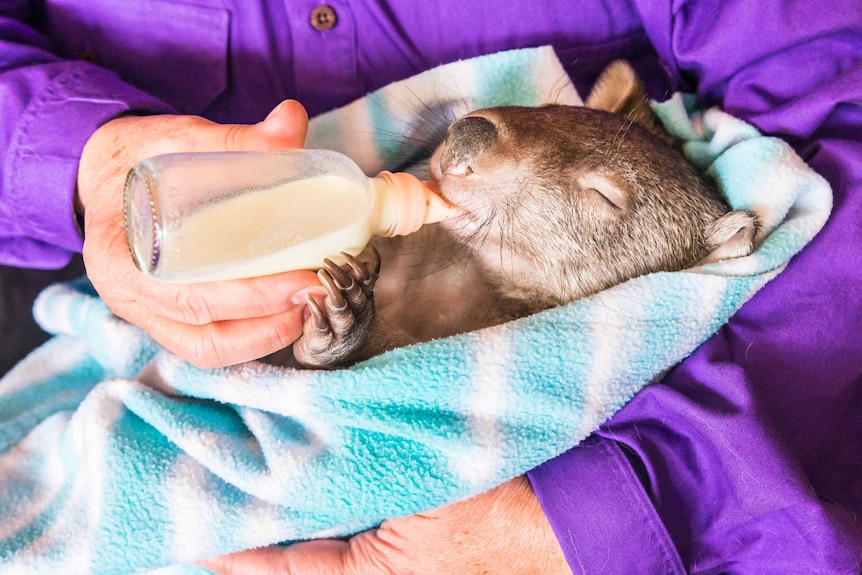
left=448, top=329, right=509, bottom=488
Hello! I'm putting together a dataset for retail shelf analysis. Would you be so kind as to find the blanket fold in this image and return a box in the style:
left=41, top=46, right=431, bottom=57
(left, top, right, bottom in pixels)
left=0, top=47, right=831, bottom=575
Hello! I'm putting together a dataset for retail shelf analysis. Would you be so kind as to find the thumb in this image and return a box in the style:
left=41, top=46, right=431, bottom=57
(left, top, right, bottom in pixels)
left=218, top=99, right=309, bottom=152
left=202, top=527, right=429, bottom=575
left=199, top=540, right=353, bottom=575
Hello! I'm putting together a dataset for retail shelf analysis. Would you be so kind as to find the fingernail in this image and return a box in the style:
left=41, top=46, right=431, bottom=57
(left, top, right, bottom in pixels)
left=266, top=100, right=285, bottom=120
left=290, top=285, right=326, bottom=305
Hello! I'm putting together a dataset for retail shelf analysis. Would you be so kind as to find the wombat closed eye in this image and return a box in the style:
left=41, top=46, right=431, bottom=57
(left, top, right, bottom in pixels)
left=290, top=61, right=760, bottom=369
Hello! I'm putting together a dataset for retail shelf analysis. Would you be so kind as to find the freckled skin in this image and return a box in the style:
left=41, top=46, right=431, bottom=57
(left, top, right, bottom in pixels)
left=291, top=62, right=758, bottom=369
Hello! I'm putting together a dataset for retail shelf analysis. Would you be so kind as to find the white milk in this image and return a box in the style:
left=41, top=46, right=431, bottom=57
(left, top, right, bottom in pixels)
left=157, top=174, right=372, bottom=282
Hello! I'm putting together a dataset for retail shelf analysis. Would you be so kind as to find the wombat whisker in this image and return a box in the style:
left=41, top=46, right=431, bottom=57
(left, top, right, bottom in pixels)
left=292, top=60, right=759, bottom=370
left=602, top=124, right=621, bottom=164
left=607, top=119, right=633, bottom=165
left=501, top=199, right=519, bottom=281
left=384, top=87, right=475, bottom=128
left=545, top=71, right=576, bottom=105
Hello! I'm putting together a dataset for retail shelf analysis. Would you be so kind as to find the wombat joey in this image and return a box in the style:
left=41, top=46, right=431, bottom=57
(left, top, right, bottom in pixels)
left=291, top=61, right=759, bottom=369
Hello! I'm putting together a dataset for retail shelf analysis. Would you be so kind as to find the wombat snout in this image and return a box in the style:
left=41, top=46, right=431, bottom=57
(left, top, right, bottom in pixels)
left=439, top=116, right=498, bottom=175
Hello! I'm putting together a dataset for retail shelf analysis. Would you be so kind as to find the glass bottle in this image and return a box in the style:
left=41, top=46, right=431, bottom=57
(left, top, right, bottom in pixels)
left=123, top=149, right=461, bottom=283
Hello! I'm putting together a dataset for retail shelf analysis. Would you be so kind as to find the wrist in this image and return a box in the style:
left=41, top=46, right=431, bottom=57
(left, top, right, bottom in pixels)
left=77, top=115, right=139, bottom=215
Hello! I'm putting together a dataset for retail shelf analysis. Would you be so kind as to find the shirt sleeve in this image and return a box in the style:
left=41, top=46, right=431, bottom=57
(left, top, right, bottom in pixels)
left=0, top=3, right=174, bottom=269
left=528, top=1, right=862, bottom=572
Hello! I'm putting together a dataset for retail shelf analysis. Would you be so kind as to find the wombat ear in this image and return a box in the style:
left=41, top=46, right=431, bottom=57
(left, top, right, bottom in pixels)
left=577, top=169, right=630, bottom=211
left=698, top=210, right=760, bottom=264
left=585, top=60, right=676, bottom=147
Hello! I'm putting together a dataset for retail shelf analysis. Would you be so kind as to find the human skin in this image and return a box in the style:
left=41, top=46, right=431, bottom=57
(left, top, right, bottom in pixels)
left=76, top=101, right=324, bottom=368
left=201, top=476, right=571, bottom=575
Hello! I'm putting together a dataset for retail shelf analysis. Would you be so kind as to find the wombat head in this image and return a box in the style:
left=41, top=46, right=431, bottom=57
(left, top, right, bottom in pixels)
left=430, top=61, right=758, bottom=309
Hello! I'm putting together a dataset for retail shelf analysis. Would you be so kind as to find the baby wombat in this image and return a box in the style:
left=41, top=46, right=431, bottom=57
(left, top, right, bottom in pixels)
left=291, top=61, right=759, bottom=369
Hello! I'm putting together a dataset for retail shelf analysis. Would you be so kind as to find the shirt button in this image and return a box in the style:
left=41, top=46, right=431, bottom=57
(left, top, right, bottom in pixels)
left=310, top=5, right=338, bottom=31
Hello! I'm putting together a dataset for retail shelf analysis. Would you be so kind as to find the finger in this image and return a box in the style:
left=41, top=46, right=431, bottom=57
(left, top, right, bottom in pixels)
left=136, top=270, right=321, bottom=326
left=219, top=99, right=309, bottom=152
left=200, top=540, right=350, bottom=575
left=140, top=303, right=309, bottom=369
left=259, top=99, right=309, bottom=148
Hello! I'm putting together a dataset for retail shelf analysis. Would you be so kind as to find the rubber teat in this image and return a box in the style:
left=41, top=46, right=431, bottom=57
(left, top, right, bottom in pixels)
left=373, top=171, right=464, bottom=236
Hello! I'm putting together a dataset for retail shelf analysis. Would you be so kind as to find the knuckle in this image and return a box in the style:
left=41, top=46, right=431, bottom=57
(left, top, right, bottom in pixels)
left=174, top=287, right=215, bottom=326
left=245, top=282, right=284, bottom=317
left=174, top=332, right=224, bottom=370
left=222, top=124, right=247, bottom=151
left=346, top=534, right=402, bottom=575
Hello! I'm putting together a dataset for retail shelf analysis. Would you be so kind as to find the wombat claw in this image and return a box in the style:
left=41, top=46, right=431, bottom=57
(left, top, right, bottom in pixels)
left=336, top=246, right=380, bottom=288
left=293, top=248, right=380, bottom=369
left=304, top=294, right=331, bottom=333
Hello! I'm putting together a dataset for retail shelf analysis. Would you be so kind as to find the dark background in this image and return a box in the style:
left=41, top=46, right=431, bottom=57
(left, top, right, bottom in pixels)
left=0, top=255, right=86, bottom=376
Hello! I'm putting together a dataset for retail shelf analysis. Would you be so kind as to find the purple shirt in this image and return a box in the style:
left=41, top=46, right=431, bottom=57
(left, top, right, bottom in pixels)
left=2, top=1, right=861, bottom=572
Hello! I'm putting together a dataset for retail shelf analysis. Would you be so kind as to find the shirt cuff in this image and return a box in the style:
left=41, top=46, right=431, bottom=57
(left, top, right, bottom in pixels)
left=527, top=436, right=685, bottom=575
left=5, top=63, right=174, bottom=268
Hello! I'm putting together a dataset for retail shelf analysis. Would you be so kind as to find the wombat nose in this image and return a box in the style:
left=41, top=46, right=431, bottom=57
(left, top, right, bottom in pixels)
left=439, top=116, right=498, bottom=175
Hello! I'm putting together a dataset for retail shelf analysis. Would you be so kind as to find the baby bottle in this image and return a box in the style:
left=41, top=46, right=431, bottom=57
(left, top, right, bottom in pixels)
left=123, top=149, right=461, bottom=283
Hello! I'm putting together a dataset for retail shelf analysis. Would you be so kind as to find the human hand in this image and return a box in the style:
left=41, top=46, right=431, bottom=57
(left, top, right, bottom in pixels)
left=200, top=476, right=570, bottom=575
left=77, top=101, right=322, bottom=368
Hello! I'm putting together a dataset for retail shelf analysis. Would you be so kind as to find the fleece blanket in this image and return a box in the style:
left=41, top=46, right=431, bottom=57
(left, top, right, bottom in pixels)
left=0, top=47, right=831, bottom=575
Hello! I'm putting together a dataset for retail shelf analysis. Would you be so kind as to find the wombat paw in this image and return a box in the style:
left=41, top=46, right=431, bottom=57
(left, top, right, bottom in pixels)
left=293, top=247, right=380, bottom=369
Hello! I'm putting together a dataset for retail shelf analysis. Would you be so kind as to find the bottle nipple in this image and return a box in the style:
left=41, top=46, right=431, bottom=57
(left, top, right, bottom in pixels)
left=373, top=171, right=464, bottom=236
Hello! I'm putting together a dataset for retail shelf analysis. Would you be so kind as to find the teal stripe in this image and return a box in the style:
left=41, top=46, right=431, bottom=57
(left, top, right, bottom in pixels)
left=0, top=367, right=99, bottom=454
left=472, top=48, right=540, bottom=108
